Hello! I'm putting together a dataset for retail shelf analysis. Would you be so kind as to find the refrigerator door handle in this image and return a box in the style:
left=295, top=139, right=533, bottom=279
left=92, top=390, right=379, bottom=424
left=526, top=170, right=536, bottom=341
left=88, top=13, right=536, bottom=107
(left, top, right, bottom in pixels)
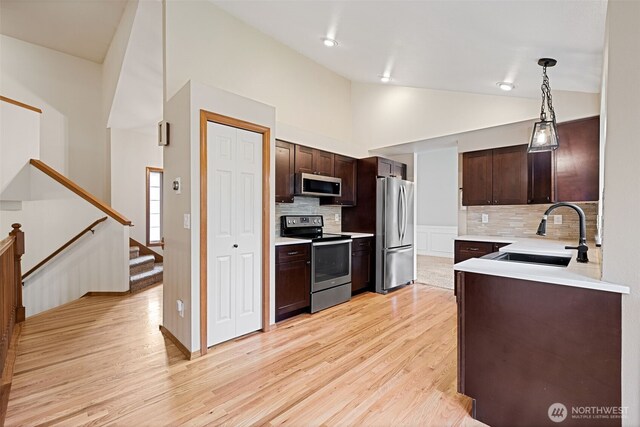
left=400, top=185, right=406, bottom=242
left=397, top=185, right=403, bottom=241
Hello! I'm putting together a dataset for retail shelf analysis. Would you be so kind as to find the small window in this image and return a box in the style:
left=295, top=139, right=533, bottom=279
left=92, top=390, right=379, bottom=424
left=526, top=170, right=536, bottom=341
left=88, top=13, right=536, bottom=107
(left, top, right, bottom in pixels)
left=146, top=167, right=163, bottom=246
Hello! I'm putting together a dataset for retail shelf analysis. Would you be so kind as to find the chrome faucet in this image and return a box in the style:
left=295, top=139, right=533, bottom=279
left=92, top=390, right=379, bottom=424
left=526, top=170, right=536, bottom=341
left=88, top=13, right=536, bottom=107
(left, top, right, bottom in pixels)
left=536, top=202, right=589, bottom=263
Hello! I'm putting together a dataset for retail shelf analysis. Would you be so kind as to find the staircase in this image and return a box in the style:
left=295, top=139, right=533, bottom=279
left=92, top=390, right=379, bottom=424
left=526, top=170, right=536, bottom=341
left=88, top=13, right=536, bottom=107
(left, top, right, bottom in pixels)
left=129, top=246, right=163, bottom=292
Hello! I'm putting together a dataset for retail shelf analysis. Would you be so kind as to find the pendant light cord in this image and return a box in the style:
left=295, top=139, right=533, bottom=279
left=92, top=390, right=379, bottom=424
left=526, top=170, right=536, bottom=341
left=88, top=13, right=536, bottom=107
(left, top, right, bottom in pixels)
left=539, top=64, right=557, bottom=123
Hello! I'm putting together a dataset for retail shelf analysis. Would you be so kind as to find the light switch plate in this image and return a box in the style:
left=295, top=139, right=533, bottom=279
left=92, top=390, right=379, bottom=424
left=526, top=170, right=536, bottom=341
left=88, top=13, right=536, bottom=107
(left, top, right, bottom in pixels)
left=183, top=213, right=191, bottom=229
left=554, top=215, right=563, bottom=225
left=335, top=213, right=341, bottom=223
left=482, top=214, right=489, bottom=224
left=176, top=299, right=184, bottom=317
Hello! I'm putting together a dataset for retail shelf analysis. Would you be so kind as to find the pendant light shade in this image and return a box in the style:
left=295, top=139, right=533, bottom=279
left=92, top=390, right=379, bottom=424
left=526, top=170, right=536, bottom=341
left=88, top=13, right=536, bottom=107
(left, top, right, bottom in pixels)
left=528, top=58, right=559, bottom=153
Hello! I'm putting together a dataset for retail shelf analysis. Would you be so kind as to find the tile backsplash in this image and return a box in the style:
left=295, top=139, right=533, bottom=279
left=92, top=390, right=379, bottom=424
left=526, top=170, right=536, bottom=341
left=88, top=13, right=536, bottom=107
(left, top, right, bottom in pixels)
left=466, top=202, right=598, bottom=242
left=275, top=197, right=341, bottom=235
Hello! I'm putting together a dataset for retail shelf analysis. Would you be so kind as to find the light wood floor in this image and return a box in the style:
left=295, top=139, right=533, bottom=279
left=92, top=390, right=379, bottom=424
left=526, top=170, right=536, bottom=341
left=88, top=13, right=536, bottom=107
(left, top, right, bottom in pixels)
left=6, top=284, right=480, bottom=426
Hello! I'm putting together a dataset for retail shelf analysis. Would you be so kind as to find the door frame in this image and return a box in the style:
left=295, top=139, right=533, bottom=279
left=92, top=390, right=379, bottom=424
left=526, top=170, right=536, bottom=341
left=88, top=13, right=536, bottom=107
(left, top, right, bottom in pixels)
left=199, top=109, right=271, bottom=356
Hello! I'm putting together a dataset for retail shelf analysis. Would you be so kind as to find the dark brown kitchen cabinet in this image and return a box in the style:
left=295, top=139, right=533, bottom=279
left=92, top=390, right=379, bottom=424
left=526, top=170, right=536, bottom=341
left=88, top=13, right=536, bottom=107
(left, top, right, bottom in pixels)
left=377, top=157, right=407, bottom=179
left=294, top=145, right=334, bottom=176
left=556, top=116, right=600, bottom=202
left=462, top=149, right=493, bottom=206
left=491, top=145, right=528, bottom=205
left=275, top=244, right=311, bottom=322
left=275, top=139, right=295, bottom=203
left=351, top=237, right=373, bottom=294
left=454, top=240, right=510, bottom=263
left=463, top=145, right=528, bottom=206
left=528, top=150, right=554, bottom=204
left=326, top=154, right=357, bottom=206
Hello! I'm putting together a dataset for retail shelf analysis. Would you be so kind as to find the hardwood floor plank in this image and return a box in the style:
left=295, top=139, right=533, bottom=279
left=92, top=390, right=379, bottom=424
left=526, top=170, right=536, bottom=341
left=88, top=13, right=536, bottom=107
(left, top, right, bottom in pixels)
left=6, top=284, right=481, bottom=426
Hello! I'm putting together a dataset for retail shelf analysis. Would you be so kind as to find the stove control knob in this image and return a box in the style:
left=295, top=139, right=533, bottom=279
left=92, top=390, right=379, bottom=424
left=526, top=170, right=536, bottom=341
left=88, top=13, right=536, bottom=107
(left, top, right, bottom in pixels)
left=293, top=220, right=296, bottom=224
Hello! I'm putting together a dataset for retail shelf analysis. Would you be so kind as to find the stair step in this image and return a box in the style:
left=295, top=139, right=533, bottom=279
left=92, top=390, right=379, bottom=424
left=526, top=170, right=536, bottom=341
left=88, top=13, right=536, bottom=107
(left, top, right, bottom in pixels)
left=129, top=246, right=140, bottom=260
left=129, top=255, right=155, bottom=275
left=130, top=264, right=163, bottom=293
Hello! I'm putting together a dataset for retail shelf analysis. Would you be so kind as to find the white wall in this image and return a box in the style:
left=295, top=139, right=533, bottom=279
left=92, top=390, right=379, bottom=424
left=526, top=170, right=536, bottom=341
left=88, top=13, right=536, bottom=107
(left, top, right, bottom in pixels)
left=600, top=2, right=640, bottom=425
left=0, top=35, right=107, bottom=200
left=110, top=127, right=163, bottom=247
left=162, top=81, right=276, bottom=353
left=164, top=0, right=353, bottom=155
left=416, top=148, right=458, bottom=226
left=352, top=82, right=600, bottom=154
left=0, top=100, right=40, bottom=198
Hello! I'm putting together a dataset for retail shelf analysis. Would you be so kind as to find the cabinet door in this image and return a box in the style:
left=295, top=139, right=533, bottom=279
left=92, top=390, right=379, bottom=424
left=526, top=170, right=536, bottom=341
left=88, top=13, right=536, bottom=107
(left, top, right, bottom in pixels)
left=392, top=162, right=406, bottom=179
left=275, top=259, right=310, bottom=321
left=294, top=145, right=314, bottom=174
left=492, top=145, right=528, bottom=205
left=275, top=140, right=295, bottom=203
left=314, top=150, right=335, bottom=176
left=528, top=150, right=554, bottom=204
left=332, top=155, right=357, bottom=206
left=377, top=158, right=394, bottom=177
left=351, top=238, right=373, bottom=293
left=556, top=116, right=600, bottom=202
left=462, top=150, right=493, bottom=206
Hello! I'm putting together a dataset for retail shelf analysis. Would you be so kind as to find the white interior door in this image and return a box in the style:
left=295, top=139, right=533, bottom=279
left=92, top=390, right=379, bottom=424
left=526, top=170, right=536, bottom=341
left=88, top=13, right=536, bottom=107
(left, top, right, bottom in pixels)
left=207, top=122, right=262, bottom=347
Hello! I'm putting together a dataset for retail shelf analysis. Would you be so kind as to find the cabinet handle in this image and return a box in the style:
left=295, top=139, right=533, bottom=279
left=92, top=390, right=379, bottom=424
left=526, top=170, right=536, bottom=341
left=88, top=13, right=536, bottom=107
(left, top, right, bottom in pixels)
left=306, top=261, right=311, bottom=265
left=494, top=200, right=498, bottom=204
left=487, top=200, right=491, bottom=204
left=467, top=248, right=479, bottom=251
left=287, top=251, right=299, bottom=255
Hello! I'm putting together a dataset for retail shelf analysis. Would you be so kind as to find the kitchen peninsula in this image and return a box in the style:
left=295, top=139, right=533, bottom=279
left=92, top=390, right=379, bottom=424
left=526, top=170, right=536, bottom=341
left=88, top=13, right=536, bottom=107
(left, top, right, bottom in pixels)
left=454, top=236, right=628, bottom=426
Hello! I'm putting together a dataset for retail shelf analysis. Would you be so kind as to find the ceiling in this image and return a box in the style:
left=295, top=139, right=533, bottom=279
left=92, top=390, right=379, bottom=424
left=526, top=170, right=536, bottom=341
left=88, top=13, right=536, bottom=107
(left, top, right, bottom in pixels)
left=214, top=0, right=608, bottom=98
left=0, top=0, right=127, bottom=63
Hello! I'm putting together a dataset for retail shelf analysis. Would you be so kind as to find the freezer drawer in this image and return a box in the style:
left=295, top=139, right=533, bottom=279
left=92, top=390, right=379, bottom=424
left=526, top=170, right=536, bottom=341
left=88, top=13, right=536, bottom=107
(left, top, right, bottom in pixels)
left=383, top=246, right=414, bottom=291
left=311, top=283, right=351, bottom=313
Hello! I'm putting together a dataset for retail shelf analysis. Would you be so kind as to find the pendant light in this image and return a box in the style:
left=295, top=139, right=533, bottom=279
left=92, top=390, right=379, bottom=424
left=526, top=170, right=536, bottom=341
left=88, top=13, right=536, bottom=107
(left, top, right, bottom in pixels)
left=528, top=58, right=559, bottom=153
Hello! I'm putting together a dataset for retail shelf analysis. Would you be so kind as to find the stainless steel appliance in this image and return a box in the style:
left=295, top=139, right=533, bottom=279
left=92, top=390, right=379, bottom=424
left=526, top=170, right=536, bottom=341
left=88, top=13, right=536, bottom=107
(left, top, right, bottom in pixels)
left=295, top=173, right=342, bottom=197
left=281, top=215, right=352, bottom=312
left=375, top=177, right=415, bottom=294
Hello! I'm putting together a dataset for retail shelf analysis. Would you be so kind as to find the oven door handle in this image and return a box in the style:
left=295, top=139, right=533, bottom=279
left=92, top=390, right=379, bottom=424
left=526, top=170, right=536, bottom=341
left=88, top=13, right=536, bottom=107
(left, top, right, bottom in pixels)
left=312, top=239, right=353, bottom=247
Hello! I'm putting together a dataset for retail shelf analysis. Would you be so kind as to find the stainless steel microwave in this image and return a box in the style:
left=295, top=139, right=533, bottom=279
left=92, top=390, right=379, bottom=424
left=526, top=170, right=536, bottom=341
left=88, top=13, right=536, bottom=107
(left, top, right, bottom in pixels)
left=295, top=173, right=342, bottom=197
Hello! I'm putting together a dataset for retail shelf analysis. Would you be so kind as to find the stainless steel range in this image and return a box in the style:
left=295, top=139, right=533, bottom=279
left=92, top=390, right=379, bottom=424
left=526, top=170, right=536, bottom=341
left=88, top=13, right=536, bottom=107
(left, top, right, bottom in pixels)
left=280, top=215, right=352, bottom=313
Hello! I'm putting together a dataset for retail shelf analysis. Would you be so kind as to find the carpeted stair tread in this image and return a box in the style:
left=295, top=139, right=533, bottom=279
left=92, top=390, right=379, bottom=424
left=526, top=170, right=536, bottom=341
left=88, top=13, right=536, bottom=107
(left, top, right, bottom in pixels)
left=130, top=264, right=163, bottom=293
left=129, top=255, right=155, bottom=275
left=129, top=246, right=140, bottom=260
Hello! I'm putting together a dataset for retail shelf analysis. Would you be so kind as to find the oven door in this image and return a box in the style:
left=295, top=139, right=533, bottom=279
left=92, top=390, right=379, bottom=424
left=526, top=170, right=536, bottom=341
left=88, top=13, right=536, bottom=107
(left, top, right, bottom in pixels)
left=312, top=239, right=352, bottom=292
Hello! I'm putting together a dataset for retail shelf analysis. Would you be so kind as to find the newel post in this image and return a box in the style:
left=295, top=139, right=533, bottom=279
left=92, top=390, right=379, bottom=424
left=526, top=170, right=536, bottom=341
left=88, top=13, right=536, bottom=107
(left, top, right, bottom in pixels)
left=10, top=224, right=25, bottom=323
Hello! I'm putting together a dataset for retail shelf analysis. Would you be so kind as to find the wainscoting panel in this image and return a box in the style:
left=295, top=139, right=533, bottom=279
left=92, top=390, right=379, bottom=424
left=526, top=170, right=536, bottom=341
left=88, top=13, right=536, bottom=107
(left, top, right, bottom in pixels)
left=416, top=225, right=458, bottom=258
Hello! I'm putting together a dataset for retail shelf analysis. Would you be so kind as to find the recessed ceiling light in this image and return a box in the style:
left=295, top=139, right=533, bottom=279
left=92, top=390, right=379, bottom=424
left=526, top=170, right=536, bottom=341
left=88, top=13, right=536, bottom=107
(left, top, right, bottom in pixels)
left=322, top=37, right=338, bottom=47
left=380, top=75, right=391, bottom=83
left=497, top=82, right=515, bottom=91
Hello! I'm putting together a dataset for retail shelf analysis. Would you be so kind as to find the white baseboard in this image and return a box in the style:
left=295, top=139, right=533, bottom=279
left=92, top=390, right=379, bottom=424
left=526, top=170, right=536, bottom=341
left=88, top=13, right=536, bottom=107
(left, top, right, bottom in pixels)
left=416, top=225, right=457, bottom=258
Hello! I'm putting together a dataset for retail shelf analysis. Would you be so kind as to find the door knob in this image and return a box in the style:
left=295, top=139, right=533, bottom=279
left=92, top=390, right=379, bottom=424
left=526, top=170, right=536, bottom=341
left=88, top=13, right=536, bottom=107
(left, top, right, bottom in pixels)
left=233, top=244, right=238, bottom=248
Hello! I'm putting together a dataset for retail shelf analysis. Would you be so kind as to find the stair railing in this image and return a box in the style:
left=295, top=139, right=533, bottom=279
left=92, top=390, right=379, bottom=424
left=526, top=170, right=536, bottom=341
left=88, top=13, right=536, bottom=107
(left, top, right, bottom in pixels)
left=22, top=217, right=108, bottom=282
left=0, top=224, right=25, bottom=424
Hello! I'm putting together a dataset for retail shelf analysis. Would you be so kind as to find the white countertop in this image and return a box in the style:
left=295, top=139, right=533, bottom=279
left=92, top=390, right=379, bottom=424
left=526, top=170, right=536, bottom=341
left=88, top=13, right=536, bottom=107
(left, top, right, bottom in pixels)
left=274, top=237, right=311, bottom=246
left=338, top=231, right=374, bottom=239
left=454, top=235, right=629, bottom=294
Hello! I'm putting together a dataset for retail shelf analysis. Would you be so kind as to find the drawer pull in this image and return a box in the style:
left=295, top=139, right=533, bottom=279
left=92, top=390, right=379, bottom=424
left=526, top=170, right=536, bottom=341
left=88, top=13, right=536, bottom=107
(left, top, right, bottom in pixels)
left=467, top=247, right=479, bottom=251
left=287, top=251, right=299, bottom=256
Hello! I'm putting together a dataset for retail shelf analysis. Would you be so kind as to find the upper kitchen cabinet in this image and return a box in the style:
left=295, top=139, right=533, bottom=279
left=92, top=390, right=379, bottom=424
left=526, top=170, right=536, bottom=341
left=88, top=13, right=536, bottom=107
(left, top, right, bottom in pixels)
left=463, top=145, right=528, bottom=206
left=528, top=150, right=554, bottom=204
left=325, top=154, right=358, bottom=206
left=555, top=116, right=600, bottom=202
left=275, top=139, right=295, bottom=203
left=492, top=145, right=528, bottom=205
left=295, top=145, right=334, bottom=176
left=376, top=157, right=407, bottom=179
left=462, top=149, right=493, bottom=206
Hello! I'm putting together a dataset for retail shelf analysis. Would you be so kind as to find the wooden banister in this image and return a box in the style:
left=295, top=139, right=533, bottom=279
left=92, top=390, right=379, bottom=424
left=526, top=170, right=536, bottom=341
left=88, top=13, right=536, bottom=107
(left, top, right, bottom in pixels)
left=29, top=159, right=132, bottom=226
left=22, top=217, right=108, bottom=281
left=0, top=224, right=25, bottom=424
left=0, top=95, right=42, bottom=114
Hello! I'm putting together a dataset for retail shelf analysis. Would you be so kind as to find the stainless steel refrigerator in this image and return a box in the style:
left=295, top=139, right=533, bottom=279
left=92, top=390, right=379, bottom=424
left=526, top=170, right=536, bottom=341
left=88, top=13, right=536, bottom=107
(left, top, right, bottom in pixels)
left=375, top=177, right=415, bottom=294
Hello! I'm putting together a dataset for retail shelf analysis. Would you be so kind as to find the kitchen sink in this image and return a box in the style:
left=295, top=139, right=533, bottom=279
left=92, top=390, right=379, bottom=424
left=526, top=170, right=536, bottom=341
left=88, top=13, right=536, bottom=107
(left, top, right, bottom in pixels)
left=482, top=251, right=571, bottom=267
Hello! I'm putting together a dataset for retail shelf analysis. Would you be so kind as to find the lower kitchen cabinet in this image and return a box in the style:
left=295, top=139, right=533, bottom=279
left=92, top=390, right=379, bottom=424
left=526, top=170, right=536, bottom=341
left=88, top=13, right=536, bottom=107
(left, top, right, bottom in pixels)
left=454, top=240, right=510, bottom=263
left=275, top=244, right=311, bottom=322
left=351, top=237, right=374, bottom=294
